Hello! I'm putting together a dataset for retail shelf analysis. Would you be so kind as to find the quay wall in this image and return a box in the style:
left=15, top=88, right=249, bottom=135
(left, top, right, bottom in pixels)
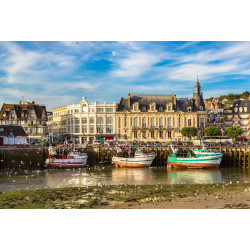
left=0, top=146, right=249, bottom=168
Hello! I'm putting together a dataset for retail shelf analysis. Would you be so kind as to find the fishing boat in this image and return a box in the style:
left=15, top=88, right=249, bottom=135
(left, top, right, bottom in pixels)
left=45, top=146, right=88, bottom=169
left=112, top=149, right=156, bottom=168
left=167, top=146, right=223, bottom=169
left=193, top=147, right=223, bottom=159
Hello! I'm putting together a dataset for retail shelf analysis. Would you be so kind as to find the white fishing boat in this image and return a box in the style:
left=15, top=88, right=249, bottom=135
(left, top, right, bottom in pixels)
left=112, top=149, right=156, bottom=168
left=45, top=147, right=88, bottom=169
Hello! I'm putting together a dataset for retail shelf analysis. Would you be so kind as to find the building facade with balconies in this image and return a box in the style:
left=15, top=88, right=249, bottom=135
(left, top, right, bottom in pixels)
left=0, top=101, right=48, bottom=142
left=116, top=79, right=207, bottom=142
left=53, top=97, right=117, bottom=144
left=208, top=109, right=224, bottom=128
left=231, top=100, right=250, bottom=140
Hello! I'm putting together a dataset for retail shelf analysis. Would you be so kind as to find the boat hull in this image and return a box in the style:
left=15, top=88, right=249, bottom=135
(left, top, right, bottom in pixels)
left=112, top=156, right=154, bottom=168
left=45, top=158, right=87, bottom=169
left=167, top=156, right=221, bottom=169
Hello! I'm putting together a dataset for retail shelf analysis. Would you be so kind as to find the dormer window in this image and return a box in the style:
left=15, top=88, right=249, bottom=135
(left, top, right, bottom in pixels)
left=3, top=112, right=6, bottom=117
left=149, top=102, right=156, bottom=111
left=142, top=106, right=146, bottom=112
left=133, top=102, right=139, bottom=111
left=200, top=106, right=203, bottom=110
left=187, top=107, right=192, bottom=112
left=166, top=102, right=173, bottom=112
left=234, top=107, right=238, bottom=112
left=239, top=107, right=242, bottom=112
left=159, top=106, right=163, bottom=112
left=244, top=107, right=248, bottom=112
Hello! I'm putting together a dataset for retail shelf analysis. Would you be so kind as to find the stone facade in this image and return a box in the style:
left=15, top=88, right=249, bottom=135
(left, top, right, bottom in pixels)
left=0, top=101, right=48, bottom=142
left=116, top=79, right=207, bottom=142
left=52, top=97, right=117, bottom=144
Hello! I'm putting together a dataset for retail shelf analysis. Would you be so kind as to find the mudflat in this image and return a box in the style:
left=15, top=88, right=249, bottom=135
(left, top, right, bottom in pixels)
left=1, top=183, right=250, bottom=209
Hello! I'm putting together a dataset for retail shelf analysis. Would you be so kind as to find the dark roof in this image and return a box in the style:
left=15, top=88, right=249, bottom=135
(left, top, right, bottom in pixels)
left=117, top=94, right=205, bottom=112
left=232, top=100, right=250, bottom=114
left=0, top=125, right=27, bottom=137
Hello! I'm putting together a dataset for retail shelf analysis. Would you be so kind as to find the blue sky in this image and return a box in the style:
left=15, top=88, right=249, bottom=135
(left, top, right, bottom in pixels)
left=0, top=41, right=249, bottom=111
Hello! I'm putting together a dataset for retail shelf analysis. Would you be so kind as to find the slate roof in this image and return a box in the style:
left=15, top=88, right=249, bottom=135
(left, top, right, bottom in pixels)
left=232, top=100, right=250, bottom=114
left=117, top=94, right=205, bottom=112
left=0, top=103, right=47, bottom=120
left=0, top=125, right=27, bottom=137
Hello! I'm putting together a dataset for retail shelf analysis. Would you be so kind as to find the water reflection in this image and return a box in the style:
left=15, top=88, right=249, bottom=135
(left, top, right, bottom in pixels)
left=0, top=165, right=250, bottom=192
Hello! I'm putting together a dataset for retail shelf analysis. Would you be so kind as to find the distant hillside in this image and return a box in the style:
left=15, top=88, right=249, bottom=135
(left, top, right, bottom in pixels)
left=207, top=91, right=250, bottom=102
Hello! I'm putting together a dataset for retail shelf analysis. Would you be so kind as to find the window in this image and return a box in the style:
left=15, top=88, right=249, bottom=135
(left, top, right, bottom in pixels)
left=168, top=131, right=171, bottom=138
left=142, top=117, right=146, bottom=127
left=234, top=107, right=238, bottom=112
left=106, top=125, right=113, bottom=133
left=97, top=108, right=104, bottom=113
left=89, top=125, right=94, bottom=133
left=187, top=107, right=192, bottom=112
left=151, top=131, right=154, bottom=138
left=75, top=126, right=80, bottom=133
left=178, top=115, right=181, bottom=127
left=97, top=125, right=103, bottom=133
left=75, top=118, right=80, bottom=124
left=82, top=125, right=87, bottom=133
left=150, top=117, right=155, bottom=127
left=89, top=117, right=94, bottom=124
left=82, top=118, right=87, bottom=124
left=133, top=105, right=138, bottom=111
left=151, top=105, right=155, bottom=111
left=142, top=106, right=146, bottom=112
left=106, top=117, right=113, bottom=124
left=188, top=119, right=191, bottom=126
left=244, top=107, right=248, bottom=112
left=75, top=109, right=79, bottom=113
left=239, top=107, right=243, bottom=112
left=133, top=117, right=138, bottom=127
left=134, top=131, right=137, bottom=138
left=142, top=131, right=146, bottom=138
left=159, top=117, right=163, bottom=127
left=167, top=117, right=171, bottom=128
left=106, top=108, right=113, bottom=113
left=167, top=105, right=171, bottom=111
left=159, top=106, right=164, bottom=112
left=159, top=131, right=163, bottom=138
left=96, top=117, right=103, bottom=124
left=200, top=118, right=204, bottom=128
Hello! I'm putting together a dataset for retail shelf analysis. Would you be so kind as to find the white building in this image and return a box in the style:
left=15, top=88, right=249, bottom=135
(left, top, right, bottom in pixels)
left=54, top=97, right=117, bottom=144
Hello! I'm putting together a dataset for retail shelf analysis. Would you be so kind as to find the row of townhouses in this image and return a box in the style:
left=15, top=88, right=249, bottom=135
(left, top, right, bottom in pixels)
left=1, top=79, right=250, bottom=144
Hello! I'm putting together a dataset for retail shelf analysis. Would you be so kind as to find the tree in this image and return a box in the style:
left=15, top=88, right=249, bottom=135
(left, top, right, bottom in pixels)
left=225, top=126, right=243, bottom=140
left=205, top=126, right=221, bottom=146
left=181, top=127, right=198, bottom=140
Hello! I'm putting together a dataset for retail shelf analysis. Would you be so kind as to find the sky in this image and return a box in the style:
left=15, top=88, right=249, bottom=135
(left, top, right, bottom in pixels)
left=0, top=41, right=249, bottom=111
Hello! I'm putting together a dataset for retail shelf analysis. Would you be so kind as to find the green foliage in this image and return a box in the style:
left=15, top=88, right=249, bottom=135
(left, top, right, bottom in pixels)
left=218, top=91, right=250, bottom=101
left=205, top=126, right=221, bottom=137
left=181, top=127, right=198, bottom=138
left=225, top=126, right=243, bottom=139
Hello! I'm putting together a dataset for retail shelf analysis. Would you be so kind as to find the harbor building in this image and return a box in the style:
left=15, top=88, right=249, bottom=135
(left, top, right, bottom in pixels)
left=231, top=100, right=250, bottom=140
left=0, top=101, right=48, bottom=142
left=52, top=97, right=117, bottom=144
left=208, top=109, right=224, bottom=128
left=116, top=78, right=208, bottom=142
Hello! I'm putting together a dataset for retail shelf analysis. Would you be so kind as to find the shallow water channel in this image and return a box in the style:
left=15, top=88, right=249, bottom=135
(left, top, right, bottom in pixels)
left=0, top=162, right=250, bottom=192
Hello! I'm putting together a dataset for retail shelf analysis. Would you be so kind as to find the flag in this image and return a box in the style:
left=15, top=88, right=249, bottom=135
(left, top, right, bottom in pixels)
left=221, top=127, right=224, bottom=135
left=212, top=117, right=216, bottom=126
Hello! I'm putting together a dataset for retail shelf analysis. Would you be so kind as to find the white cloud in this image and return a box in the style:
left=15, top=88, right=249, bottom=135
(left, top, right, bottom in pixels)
left=111, top=51, right=167, bottom=78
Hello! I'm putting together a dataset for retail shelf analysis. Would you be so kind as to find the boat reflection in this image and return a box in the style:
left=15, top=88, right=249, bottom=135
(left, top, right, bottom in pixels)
left=111, top=168, right=154, bottom=185
left=166, top=169, right=223, bottom=184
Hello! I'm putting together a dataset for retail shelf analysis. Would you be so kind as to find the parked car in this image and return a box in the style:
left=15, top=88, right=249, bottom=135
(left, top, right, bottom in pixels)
left=233, top=142, right=241, bottom=147
left=201, top=141, right=210, bottom=147
left=225, top=142, right=234, bottom=147
left=244, top=141, right=250, bottom=146
left=146, top=141, right=152, bottom=146
left=104, top=141, right=114, bottom=147
left=154, top=141, right=161, bottom=147
left=177, top=141, right=183, bottom=146
left=217, top=142, right=225, bottom=146
left=161, top=141, right=168, bottom=146
left=35, top=142, right=41, bottom=146
left=93, top=140, right=101, bottom=145
left=66, top=140, right=73, bottom=145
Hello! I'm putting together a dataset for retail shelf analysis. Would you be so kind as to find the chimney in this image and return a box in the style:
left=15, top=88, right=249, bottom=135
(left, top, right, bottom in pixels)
left=174, top=94, right=176, bottom=106
left=128, top=92, right=131, bottom=108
